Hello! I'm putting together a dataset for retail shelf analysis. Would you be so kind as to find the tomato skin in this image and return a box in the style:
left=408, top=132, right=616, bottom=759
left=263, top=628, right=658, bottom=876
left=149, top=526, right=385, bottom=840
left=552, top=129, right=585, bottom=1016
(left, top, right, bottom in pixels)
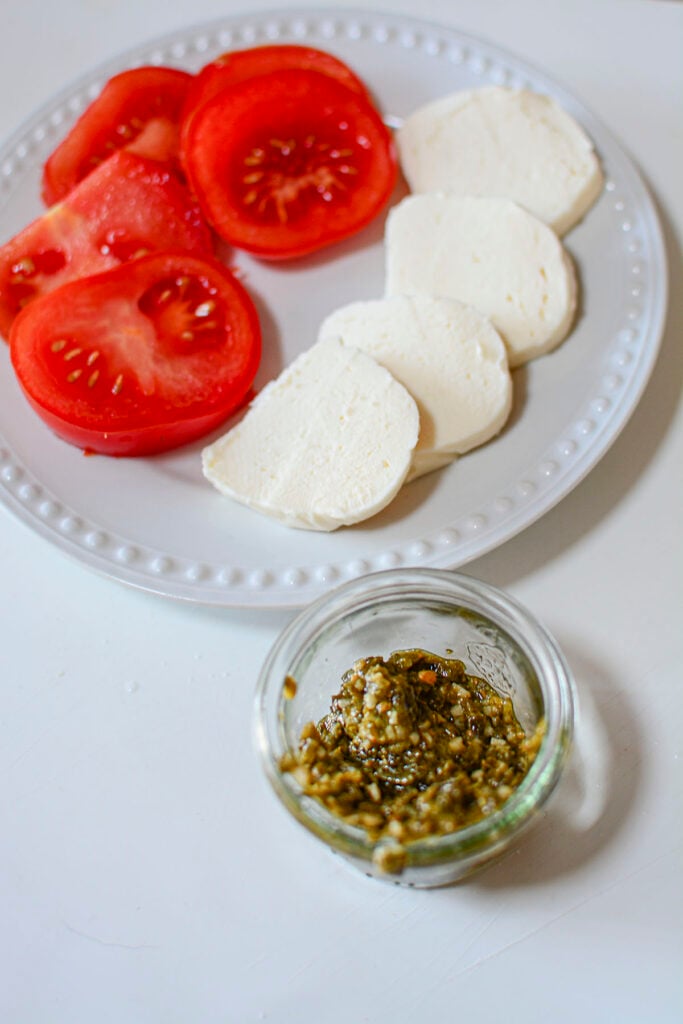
left=0, top=150, right=213, bottom=339
left=9, top=252, right=261, bottom=456
left=42, top=66, right=193, bottom=205
left=182, top=68, right=397, bottom=260
left=181, top=44, right=369, bottom=148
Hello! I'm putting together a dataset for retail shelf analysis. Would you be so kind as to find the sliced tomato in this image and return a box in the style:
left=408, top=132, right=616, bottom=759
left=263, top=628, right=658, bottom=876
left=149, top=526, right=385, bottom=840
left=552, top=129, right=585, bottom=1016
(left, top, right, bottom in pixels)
left=0, top=150, right=213, bottom=339
left=10, top=252, right=261, bottom=456
left=182, top=68, right=397, bottom=259
left=181, top=44, right=369, bottom=148
left=42, top=66, right=192, bottom=206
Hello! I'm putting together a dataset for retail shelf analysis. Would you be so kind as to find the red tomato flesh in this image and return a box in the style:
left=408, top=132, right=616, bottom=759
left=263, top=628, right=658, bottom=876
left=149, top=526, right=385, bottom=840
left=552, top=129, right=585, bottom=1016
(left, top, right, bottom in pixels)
left=42, top=66, right=192, bottom=206
left=0, top=150, right=213, bottom=339
left=10, top=253, right=261, bottom=456
left=182, top=68, right=397, bottom=260
left=181, top=44, right=369, bottom=147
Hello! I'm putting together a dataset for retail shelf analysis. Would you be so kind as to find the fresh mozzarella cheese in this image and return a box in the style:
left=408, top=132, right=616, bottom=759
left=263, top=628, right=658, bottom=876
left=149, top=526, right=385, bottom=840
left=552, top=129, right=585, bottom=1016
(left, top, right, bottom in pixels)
left=385, top=195, right=577, bottom=367
left=396, top=86, right=603, bottom=235
left=202, top=336, right=419, bottom=531
left=318, top=294, right=512, bottom=480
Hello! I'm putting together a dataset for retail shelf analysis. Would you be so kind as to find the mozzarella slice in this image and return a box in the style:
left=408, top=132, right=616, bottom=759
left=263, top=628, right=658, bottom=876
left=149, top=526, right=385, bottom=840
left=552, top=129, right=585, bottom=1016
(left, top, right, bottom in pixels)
left=318, top=295, right=512, bottom=480
left=397, top=86, right=603, bottom=235
left=385, top=195, right=577, bottom=367
left=202, top=336, right=419, bottom=531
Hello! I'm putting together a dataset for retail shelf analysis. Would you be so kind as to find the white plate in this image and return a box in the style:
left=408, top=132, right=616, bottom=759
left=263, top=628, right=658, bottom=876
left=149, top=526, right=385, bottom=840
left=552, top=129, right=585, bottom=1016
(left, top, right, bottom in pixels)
left=0, top=8, right=667, bottom=608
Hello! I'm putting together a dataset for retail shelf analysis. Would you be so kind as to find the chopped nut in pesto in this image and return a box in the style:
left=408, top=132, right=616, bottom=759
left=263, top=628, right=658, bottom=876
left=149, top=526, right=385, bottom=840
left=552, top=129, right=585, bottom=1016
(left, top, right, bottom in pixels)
left=280, top=649, right=544, bottom=861
left=283, top=675, right=298, bottom=700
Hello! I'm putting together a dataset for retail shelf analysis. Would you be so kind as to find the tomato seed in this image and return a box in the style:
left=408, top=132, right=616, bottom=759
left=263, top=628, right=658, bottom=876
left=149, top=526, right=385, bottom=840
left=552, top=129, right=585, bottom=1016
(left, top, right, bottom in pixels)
left=87, top=370, right=100, bottom=388
left=12, top=257, right=35, bottom=276
left=67, top=369, right=82, bottom=382
left=244, top=147, right=265, bottom=166
left=194, top=301, right=215, bottom=317
left=112, top=374, right=123, bottom=395
left=64, top=347, right=83, bottom=361
left=86, top=350, right=100, bottom=365
left=51, top=339, right=67, bottom=352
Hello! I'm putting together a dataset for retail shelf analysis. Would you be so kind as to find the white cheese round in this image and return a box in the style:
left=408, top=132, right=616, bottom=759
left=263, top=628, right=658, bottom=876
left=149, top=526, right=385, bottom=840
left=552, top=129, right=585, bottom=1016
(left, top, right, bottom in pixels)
left=396, top=86, right=603, bottom=235
left=385, top=195, right=577, bottom=367
left=202, top=336, right=419, bottom=531
left=318, top=294, right=512, bottom=480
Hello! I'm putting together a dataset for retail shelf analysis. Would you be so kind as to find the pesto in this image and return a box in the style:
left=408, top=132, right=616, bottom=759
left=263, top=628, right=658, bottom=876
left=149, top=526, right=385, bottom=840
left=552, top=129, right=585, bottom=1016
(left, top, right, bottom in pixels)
left=281, top=649, right=543, bottom=858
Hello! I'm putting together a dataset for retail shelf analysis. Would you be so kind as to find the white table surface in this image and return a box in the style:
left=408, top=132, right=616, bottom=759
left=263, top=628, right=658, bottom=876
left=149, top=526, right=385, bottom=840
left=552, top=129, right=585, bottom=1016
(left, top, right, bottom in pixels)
left=1, top=1, right=681, bottom=1021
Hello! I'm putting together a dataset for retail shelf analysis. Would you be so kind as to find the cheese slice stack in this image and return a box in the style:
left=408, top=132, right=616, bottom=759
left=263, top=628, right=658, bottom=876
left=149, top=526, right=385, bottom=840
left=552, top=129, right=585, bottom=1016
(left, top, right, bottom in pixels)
left=396, top=86, right=603, bottom=235
left=202, top=336, right=419, bottom=531
left=318, top=294, right=512, bottom=480
left=385, top=195, right=577, bottom=367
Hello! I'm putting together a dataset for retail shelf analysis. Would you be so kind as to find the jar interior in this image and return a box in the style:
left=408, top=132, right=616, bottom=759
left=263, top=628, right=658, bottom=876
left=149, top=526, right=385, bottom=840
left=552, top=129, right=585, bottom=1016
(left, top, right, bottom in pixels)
left=279, top=594, right=545, bottom=755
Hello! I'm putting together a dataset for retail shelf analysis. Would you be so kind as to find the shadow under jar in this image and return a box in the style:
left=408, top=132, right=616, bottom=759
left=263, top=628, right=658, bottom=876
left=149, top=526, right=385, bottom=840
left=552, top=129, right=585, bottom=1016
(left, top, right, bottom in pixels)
left=255, top=568, right=575, bottom=888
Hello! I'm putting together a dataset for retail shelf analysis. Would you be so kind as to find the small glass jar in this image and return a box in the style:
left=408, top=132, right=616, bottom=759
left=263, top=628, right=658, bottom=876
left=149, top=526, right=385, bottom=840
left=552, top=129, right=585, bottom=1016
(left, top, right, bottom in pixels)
left=255, top=568, right=575, bottom=888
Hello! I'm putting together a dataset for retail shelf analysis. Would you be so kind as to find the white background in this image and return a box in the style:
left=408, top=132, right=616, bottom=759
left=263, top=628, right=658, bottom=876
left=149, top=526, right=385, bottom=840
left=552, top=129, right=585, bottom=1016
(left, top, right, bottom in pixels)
left=1, top=1, right=681, bottom=1021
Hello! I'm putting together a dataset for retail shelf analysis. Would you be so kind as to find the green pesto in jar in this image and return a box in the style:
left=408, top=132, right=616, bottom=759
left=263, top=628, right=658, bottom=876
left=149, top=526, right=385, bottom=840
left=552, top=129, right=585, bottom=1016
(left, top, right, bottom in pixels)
left=280, top=649, right=544, bottom=868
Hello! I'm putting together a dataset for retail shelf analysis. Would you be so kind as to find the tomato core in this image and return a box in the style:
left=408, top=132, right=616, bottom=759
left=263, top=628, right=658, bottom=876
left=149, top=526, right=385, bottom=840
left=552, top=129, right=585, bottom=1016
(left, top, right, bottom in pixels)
left=138, top=273, right=226, bottom=351
left=233, top=124, right=368, bottom=226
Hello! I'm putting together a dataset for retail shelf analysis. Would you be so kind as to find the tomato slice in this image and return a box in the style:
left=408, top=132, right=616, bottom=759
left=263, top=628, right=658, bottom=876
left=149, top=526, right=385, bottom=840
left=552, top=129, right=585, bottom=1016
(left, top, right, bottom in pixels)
left=10, top=252, right=261, bottom=456
left=42, top=66, right=192, bottom=206
left=181, top=44, right=369, bottom=147
left=0, top=150, right=213, bottom=339
left=182, top=68, right=397, bottom=259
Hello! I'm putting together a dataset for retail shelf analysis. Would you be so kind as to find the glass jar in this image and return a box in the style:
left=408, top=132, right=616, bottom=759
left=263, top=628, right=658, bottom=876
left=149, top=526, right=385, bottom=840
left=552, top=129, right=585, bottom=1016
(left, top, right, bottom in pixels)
left=255, top=568, right=575, bottom=888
